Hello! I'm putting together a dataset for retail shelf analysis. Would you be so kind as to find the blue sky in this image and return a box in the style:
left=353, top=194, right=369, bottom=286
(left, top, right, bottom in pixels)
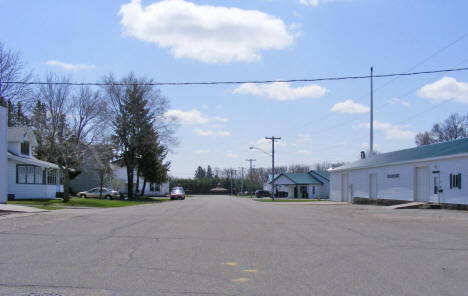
left=2, top=0, right=468, bottom=177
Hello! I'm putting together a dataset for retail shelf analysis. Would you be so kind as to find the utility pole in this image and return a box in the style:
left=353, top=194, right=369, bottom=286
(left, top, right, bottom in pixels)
left=370, top=66, right=374, bottom=157
left=239, top=167, right=245, bottom=195
left=245, top=159, right=256, bottom=198
left=265, top=136, right=281, bottom=200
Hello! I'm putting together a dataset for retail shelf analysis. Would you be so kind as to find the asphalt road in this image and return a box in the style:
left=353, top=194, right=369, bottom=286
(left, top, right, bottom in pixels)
left=0, top=195, right=468, bottom=296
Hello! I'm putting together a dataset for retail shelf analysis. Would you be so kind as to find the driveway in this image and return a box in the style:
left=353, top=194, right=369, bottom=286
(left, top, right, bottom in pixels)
left=0, top=195, right=467, bottom=296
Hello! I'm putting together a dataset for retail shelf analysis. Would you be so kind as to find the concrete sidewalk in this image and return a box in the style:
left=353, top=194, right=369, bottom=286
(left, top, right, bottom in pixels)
left=0, top=204, right=47, bottom=213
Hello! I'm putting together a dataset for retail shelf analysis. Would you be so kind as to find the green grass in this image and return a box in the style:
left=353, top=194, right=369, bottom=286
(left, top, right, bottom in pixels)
left=255, top=198, right=330, bottom=202
left=9, top=197, right=170, bottom=210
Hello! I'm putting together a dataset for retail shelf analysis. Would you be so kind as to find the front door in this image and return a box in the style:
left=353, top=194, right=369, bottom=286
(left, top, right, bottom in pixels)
left=415, top=167, right=429, bottom=202
left=294, top=186, right=298, bottom=198
left=433, top=173, right=440, bottom=203
left=341, top=174, right=349, bottom=202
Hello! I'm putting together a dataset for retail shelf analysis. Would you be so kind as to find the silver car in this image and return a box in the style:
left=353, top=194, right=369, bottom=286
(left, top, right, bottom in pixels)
left=77, top=188, right=120, bottom=199
left=170, top=187, right=185, bottom=200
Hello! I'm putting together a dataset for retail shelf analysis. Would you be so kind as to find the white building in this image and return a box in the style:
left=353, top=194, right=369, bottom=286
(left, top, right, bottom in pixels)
left=329, top=138, right=468, bottom=205
left=0, top=106, right=7, bottom=203
left=112, top=165, right=169, bottom=196
left=7, top=127, right=63, bottom=199
left=268, top=171, right=330, bottom=199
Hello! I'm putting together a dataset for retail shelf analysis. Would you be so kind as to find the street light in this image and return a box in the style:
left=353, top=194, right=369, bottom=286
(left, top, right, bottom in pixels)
left=249, top=146, right=271, bottom=156
left=250, top=137, right=281, bottom=200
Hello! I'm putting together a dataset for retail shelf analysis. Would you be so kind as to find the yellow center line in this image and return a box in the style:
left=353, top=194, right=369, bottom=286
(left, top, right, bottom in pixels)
left=222, top=262, right=238, bottom=266
left=232, top=278, right=250, bottom=283
left=242, top=269, right=257, bottom=273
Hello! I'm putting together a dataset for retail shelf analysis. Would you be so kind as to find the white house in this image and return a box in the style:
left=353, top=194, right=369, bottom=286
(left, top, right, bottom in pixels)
left=0, top=106, right=7, bottom=203
left=111, top=165, right=170, bottom=196
left=329, top=138, right=468, bottom=205
left=269, top=171, right=330, bottom=199
left=7, top=127, right=63, bottom=199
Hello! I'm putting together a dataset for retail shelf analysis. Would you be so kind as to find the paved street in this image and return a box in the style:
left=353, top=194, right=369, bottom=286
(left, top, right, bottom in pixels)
left=1, top=195, right=468, bottom=296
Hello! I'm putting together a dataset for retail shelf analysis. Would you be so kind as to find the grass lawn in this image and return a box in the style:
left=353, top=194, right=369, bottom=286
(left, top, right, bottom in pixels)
left=9, top=197, right=170, bottom=210
left=255, top=198, right=330, bottom=202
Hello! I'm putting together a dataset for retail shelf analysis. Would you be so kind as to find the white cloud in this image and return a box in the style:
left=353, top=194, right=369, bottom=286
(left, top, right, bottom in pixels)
left=330, top=99, right=369, bottom=113
left=165, top=109, right=209, bottom=125
left=119, top=0, right=296, bottom=63
left=252, top=138, right=287, bottom=152
left=296, top=149, right=312, bottom=155
left=354, top=121, right=415, bottom=140
left=45, top=60, right=95, bottom=71
left=165, top=109, right=229, bottom=125
left=226, top=151, right=239, bottom=158
left=234, top=82, right=327, bottom=101
left=299, top=0, right=335, bottom=6
left=195, top=149, right=210, bottom=154
left=417, top=77, right=468, bottom=104
left=387, top=98, right=410, bottom=107
left=194, top=128, right=230, bottom=137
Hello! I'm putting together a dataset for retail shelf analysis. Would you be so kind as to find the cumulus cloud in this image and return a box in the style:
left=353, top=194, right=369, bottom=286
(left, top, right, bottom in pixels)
left=194, top=128, right=230, bottom=137
left=233, top=82, right=327, bottom=101
left=45, top=60, right=95, bottom=71
left=417, top=77, right=468, bottom=104
left=165, top=109, right=229, bottom=125
left=387, top=98, right=410, bottom=107
left=354, top=121, right=415, bottom=140
left=165, top=109, right=209, bottom=125
left=330, top=99, right=369, bottom=114
left=299, top=0, right=335, bottom=6
left=119, top=0, right=296, bottom=63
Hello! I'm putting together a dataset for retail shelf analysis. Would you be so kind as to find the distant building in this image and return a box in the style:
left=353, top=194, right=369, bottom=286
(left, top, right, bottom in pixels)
left=329, top=138, right=468, bottom=205
left=112, top=166, right=169, bottom=196
left=7, top=127, right=63, bottom=199
left=267, top=171, right=330, bottom=199
left=0, top=106, right=7, bottom=203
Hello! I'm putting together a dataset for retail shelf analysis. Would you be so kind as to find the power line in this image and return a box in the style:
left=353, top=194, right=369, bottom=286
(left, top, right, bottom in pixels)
left=3, top=66, right=468, bottom=87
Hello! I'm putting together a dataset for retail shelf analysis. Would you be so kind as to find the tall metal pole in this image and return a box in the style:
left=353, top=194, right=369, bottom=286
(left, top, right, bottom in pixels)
left=266, top=136, right=281, bottom=200
left=240, top=167, right=245, bottom=194
left=370, top=67, right=374, bottom=157
left=245, top=159, right=256, bottom=198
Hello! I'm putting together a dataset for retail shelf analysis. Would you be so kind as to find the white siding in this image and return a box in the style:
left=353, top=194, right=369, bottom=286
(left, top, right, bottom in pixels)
left=0, top=107, right=6, bottom=203
left=7, top=160, right=62, bottom=199
left=330, top=156, right=468, bottom=205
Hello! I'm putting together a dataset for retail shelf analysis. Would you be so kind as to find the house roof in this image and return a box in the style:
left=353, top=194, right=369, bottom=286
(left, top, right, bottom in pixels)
left=267, top=174, right=279, bottom=183
left=7, top=127, right=37, bottom=146
left=274, top=173, right=323, bottom=185
left=331, top=137, right=468, bottom=172
left=8, top=152, right=60, bottom=169
left=310, top=170, right=330, bottom=181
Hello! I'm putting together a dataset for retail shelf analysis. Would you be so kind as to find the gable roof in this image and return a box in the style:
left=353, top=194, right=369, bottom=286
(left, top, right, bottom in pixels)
left=8, top=152, right=59, bottom=169
left=7, top=127, right=37, bottom=146
left=310, top=170, right=330, bottom=181
left=331, top=137, right=468, bottom=172
left=273, top=173, right=323, bottom=185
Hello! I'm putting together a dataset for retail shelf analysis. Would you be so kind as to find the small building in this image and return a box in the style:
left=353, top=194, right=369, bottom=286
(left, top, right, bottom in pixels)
left=210, top=183, right=229, bottom=195
left=7, top=127, right=63, bottom=199
left=329, top=138, right=468, bottom=205
left=111, top=165, right=169, bottom=196
left=270, top=170, right=330, bottom=199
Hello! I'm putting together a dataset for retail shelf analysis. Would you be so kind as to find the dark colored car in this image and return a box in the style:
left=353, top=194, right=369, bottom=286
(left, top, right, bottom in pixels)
left=170, top=187, right=185, bottom=200
left=255, top=190, right=271, bottom=198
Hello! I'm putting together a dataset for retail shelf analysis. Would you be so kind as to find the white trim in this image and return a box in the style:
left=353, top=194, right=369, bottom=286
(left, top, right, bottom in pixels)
left=8, top=152, right=60, bottom=169
left=330, top=152, right=468, bottom=173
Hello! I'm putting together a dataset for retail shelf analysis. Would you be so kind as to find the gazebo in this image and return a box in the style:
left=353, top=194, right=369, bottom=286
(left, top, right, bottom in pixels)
left=210, top=183, right=229, bottom=195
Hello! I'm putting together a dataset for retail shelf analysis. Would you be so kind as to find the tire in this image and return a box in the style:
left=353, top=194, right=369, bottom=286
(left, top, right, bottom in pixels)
left=105, top=195, right=111, bottom=200
left=181, top=197, right=185, bottom=200
left=170, top=197, right=175, bottom=200
left=80, top=194, right=86, bottom=198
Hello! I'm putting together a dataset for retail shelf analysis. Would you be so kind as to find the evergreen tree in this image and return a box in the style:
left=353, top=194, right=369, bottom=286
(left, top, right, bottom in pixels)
left=206, top=165, right=213, bottom=179
left=31, top=100, right=49, bottom=160
left=194, top=166, right=206, bottom=179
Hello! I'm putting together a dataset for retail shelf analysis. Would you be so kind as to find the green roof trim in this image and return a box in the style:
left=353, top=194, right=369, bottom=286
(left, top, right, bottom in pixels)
left=274, top=173, right=323, bottom=185
left=332, top=137, right=468, bottom=172
left=311, top=170, right=330, bottom=181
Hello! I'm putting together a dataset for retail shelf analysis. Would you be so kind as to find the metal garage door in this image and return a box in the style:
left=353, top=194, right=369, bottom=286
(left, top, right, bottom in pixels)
left=369, top=174, right=377, bottom=199
left=341, top=174, right=348, bottom=202
left=415, top=167, right=429, bottom=202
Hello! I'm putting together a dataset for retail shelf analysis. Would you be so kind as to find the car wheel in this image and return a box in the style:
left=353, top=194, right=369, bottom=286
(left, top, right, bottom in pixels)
left=105, top=195, right=111, bottom=200
left=170, top=197, right=175, bottom=200
left=80, top=194, right=86, bottom=198
left=181, top=197, right=185, bottom=200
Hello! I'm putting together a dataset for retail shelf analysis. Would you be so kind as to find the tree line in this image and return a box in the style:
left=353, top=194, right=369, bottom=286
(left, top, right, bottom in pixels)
left=0, top=42, right=175, bottom=202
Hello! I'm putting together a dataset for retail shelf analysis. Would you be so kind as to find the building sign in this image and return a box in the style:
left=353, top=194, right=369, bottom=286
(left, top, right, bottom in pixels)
left=387, top=173, right=400, bottom=179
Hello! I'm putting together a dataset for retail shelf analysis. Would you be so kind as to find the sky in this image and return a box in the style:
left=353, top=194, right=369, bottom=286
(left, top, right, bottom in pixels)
left=1, top=0, right=468, bottom=178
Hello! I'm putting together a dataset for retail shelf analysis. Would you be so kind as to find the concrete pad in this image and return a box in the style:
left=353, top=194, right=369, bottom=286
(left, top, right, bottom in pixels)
left=0, top=204, right=48, bottom=213
left=387, top=202, right=426, bottom=210
left=264, top=201, right=348, bottom=205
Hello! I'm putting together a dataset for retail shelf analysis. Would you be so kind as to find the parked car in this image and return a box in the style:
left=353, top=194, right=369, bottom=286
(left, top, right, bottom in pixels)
left=255, top=190, right=271, bottom=198
left=77, top=188, right=120, bottom=199
left=170, top=187, right=185, bottom=200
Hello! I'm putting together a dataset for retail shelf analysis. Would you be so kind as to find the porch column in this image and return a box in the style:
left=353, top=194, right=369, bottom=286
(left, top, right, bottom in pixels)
left=0, top=106, right=7, bottom=204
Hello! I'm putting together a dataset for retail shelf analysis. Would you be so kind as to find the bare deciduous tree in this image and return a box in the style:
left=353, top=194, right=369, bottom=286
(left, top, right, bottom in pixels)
left=415, top=113, right=468, bottom=146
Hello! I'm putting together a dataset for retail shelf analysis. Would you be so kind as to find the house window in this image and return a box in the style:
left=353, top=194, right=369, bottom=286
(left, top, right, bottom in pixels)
left=20, top=141, right=30, bottom=155
left=150, top=183, right=160, bottom=192
left=47, top=169, right=57, bottom=185
left=450, top=174, right=462, bottom=189
left=17, top=165, right=44, bottom=184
